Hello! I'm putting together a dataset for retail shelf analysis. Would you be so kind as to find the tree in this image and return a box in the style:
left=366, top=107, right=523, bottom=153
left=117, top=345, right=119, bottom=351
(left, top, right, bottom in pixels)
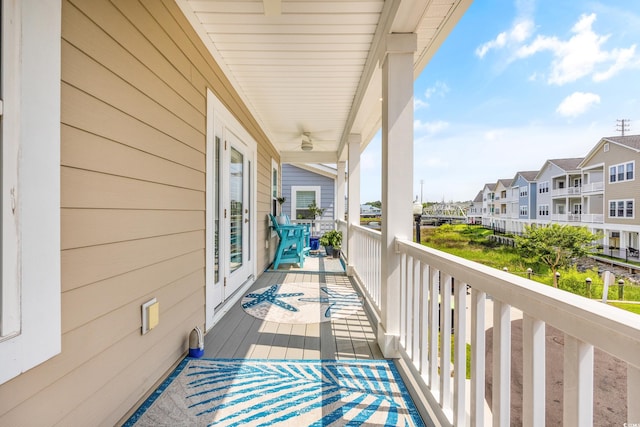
left=515, top=224, right=600, bottom=287
left=365, top=200, right=382, bottom=209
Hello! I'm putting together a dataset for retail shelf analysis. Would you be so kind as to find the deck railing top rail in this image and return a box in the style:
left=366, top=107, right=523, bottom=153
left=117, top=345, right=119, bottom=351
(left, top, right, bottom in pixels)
left=395, top=237, right=640, bottom=368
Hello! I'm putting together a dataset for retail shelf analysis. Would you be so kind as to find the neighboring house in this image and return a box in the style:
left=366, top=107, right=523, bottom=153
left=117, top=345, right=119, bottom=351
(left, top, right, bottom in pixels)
left=533, top=158, right=582, bottom=225
left=511, top=171, right=538, bottom=233
left=493, top=178, right=513, bottom=231
left=467, top=191, right=483, bottom=224
left=481, top=183, right=496, bottom=227
left=281, top=163, right=336, bottom=225
left=579, top=135, right=640, bottom=251
left=361, top=204, right=382, bottom=217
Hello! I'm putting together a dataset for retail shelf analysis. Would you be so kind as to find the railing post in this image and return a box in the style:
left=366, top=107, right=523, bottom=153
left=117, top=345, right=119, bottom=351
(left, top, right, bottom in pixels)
left=470, top=289, right=486, bottom=427
left=522, top=314, right=545, bottom=427
left=493, top=300, right=511, bottom=426
left=628, top=364, right=640, bottom=423
left=378, top=33, right=416, bottom=358
left=346, top=134, right=361, bottom=277
left=563, top=335, right=594, bottom=427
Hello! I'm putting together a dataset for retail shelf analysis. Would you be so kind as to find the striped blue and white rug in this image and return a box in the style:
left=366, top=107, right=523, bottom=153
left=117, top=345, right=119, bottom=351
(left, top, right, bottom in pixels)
left=124, top=358, right=424, bottom=427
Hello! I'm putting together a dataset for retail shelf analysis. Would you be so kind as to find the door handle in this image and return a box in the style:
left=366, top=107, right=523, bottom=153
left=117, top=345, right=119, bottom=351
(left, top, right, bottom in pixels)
left=244, top=218, right=249, bottom=223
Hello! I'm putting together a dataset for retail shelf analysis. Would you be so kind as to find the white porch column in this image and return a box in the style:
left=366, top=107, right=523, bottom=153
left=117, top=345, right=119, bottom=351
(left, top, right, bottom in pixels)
left=378, top=33, right=417, bottom=358
left=336, top=161, right=346, bottom=222
left=347, top=134, right=361, bottom=277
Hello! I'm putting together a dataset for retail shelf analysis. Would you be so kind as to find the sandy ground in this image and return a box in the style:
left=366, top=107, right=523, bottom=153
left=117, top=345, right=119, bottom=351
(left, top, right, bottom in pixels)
left=457, top=298, right=626, bottom=424
left=484, top=319, right=627, bottom=425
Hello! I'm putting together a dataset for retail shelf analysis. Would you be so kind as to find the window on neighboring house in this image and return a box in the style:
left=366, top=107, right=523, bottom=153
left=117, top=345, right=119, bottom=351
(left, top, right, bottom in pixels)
left=609, top=199, right=634, bottom=218
left=271, top=159, right=278, bottom=217
left=520, top=187, right=528, bottom=197
left=291, top=186, right=321, bottom=220
left=0, top=1, right=61, bottom=386
left=520, top=206, right=528, bottom=216
left=538, top=204, right=549, bottom=216
left=573, top=204, right=582, bottom=214
left=610, top=162, right=634, bottom=183
left=538, top=182, right=549, bottom=193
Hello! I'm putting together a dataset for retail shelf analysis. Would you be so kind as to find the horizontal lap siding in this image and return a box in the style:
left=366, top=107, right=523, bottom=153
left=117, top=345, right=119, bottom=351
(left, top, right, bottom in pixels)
left=0, top=0, right=277, bottom=426
left=282, top=165, right=335, bottom=220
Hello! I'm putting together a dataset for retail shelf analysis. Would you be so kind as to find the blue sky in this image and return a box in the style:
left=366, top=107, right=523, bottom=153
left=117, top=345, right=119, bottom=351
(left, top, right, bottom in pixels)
left=360, top=0, right=640, bottom=203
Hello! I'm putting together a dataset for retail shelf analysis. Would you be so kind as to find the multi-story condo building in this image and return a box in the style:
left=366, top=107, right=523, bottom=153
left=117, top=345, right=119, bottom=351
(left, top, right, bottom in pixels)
left=481, top=183, right=496, bottom=227
left=510, top=171, right=538, bottom=234
left=579, top=135, right=640, bottom=252
left=533, top=158, right=584, bottom=225
left=493, top=178, right=513, bottom=232
left=469, top=136, right=640, bottom=257
left=468, top=191, right=483, bottom=224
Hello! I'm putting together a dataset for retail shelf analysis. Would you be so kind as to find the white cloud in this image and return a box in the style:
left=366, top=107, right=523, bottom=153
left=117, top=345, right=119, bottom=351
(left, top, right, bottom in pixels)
left=414, top=120, right=450, bottom=135
left=476, top=19, right=534, bottom=58
left=593, top=45, right=637, bottom=81
left=424, top=81, right=450, bottom=99
left=414, top=98, right=429, bottom=110
left=414, top=81, right=449, bottom=110
left=515, top=13, right=639, bottom=85
left=484, top=129, right=507, bottom=141
left=556, top=92, right=601, bottom=117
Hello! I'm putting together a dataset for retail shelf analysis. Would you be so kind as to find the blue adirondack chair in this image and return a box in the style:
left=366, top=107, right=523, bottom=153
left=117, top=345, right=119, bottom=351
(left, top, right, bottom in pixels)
left=269, top=214, right=310, bottom=269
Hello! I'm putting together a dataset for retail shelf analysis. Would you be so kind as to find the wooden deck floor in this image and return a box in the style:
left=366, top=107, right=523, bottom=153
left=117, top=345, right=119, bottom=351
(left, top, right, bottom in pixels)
left=203, top=271, right=384, bottom=360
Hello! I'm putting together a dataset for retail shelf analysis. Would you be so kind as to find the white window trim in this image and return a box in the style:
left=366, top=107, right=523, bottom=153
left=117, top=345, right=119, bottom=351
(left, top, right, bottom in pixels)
left=0, top=0, right=61, bottom=385
left=609, top=199, right=634, bottom=219
left=291, top=186, right=321, bottom=219
left=609, top=161, right=635, bottom=184
left=270, top=159, right=278, bottom=237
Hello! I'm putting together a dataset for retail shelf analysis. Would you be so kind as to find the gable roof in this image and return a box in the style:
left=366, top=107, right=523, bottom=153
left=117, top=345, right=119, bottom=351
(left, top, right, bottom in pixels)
left=483, top=182, right=496, bottom=191
left=549, top=157, right=583, bottom=171
left=605, top=135, right=640, bottom=150
left=473, top=191, right=483, bottom=203
left=535, top=157, right=583, bottom=180
left=496, top=178, right=513, bottom=188
left=513, top=170, right=538, bottom=182
left=579, top=134, right=640, bottom=167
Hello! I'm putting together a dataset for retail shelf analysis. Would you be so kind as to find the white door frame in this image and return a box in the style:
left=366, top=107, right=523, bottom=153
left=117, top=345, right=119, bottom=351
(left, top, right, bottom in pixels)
left=206, top=89, right=257, bottom=331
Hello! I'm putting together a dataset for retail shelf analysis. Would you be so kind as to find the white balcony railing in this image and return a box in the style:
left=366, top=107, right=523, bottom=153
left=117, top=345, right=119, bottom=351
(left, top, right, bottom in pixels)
left=581, top=213, right=604, bottom=223
left=350, top=224, right=382, bottom=313
left=552, top=187, right=582, bottom=197
left=582, top=182, right=604, bottom=193
left=348, top=225, right=640, bottom=426
left=551, top=214, right=602, bottom=223
left=551, top=214, right=568, bottom=222
left=290, top=218, right=335, bottom=236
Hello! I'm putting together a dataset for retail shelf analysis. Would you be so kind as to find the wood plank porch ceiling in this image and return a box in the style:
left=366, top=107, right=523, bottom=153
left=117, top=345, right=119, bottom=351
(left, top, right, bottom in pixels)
left=178, top=0, right=472, bottom=161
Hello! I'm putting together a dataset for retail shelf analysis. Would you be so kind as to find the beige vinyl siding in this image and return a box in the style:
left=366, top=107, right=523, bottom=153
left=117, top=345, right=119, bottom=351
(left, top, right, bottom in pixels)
left=0, top=0, right=278, bottom=425
left=596, top=143, right=640, bottom=225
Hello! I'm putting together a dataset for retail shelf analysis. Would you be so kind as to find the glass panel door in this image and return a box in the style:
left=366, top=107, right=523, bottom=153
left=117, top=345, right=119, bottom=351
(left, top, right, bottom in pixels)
left=229, top=147, right=243, bottom=273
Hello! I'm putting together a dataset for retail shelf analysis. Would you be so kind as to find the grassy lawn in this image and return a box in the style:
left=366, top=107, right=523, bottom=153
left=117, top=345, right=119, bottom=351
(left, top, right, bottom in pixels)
left=609, top=302, right=640, bottom=314
left=420, top=224, right=640, bottom=312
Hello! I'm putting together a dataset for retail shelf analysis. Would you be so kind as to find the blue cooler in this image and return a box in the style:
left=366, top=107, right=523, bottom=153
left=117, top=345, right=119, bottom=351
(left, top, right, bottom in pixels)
left=310, top=237, right=320, bottom=251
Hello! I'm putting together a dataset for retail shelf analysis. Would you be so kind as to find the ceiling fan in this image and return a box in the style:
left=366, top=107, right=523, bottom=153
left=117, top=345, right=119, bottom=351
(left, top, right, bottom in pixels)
left=301, top=132, right=313, bottom=151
